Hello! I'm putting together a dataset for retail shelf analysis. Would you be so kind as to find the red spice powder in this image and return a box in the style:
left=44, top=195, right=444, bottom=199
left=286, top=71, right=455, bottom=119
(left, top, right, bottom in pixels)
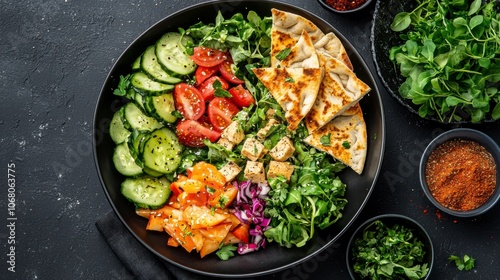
left=325, top=0, right=367, bottom=11
left=425, top=139, right=497, bottom=211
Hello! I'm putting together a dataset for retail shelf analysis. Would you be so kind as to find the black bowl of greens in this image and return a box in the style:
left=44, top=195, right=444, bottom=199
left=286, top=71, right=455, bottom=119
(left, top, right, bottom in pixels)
left=94, top=0, right=385, bottom=277
left=371, top=0, right=500, bottom=123
left=346, top=214, right=434, bottom=280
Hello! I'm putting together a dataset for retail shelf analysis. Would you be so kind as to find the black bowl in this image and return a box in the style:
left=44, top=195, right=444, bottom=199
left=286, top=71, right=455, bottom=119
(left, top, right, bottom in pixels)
left=93, top=0, right=385, bottom=277
left=317, top=0, right=373, bottom=14
left=419, top=128, right=500, bottom=217
left=346, top=214, right=434, bottom=280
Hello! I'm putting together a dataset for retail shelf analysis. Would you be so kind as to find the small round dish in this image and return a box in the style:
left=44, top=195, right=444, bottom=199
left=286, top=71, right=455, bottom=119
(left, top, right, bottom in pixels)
left=346, top=214, right=434, bottom=280
left=317, top=0, right=373, bottom=14
left=419, top=128, right=500, bottom=217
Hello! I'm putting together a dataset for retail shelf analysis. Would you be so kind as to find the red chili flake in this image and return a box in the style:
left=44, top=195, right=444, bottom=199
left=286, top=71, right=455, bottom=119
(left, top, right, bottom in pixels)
left=435, top=209, right=442, bottom=220
left=325, top=0, right=367, bottom=11
left=453, top=220, right=458, bottom=224
left=423, top=209, right=428, bottom=215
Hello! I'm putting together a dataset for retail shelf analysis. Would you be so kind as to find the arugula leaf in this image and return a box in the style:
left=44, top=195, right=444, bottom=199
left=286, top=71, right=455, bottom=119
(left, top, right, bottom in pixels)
left=449, top=254, right=475, bottom=271
left=216, top=244, right=237, bottom=260
left=212, top=79, right=233, bottom=97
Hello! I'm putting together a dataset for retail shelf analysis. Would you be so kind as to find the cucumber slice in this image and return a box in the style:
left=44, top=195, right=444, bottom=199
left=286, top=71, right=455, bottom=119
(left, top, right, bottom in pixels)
left=155, top=32, right=196, bottom=76
left=145, top=93, right=177, bottom=123
left=132, top=54, right=142, bottom=71
left=127, top=130, right=151, bottom=167
left=123, top=102, right=163, bottom=132
left=141, top=45, right=182, bottom=84
left=142, top=127, right=183, bottom=174
left=109, top=107, right=131, bottom=144
left=121, top=176, right=171, bottom=209
left=133, top=90, right=146, bottom=110
left=130, top=71, right=174, bottom=96
left=113, top=142, right=143, bottom=177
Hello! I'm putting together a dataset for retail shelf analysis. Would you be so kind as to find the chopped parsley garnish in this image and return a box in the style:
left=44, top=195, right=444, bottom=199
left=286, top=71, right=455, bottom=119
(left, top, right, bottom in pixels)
left=275, top=48, right=291, bottom=61
left=216, top=244, right=237, bottom=260
left=342, top=141, right=351, bottom=149
left=320, top=133, right=331, bottom=146
left=113, top=74, right=131, bottom=96
left=284, top=77, right=294, bottom=83
left=449, top=255, right=475, bottom=271
left=213, top=79, right=232, bottom=97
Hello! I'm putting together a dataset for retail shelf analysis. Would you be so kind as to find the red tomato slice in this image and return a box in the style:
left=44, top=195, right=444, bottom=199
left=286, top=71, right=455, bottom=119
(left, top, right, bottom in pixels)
left=228, top=85, right=255, bottom=108
left=198, top=76, right=229, bottom=102
left=190, top=47, right=228, bottom=67
left=219, top=60, right=245, bottom=84
left=173, top=83, right=205, bottom=120
left=208, top=97, right=240, bottom=131
left=195, top=65, right=218, bottom=85
left=176, top=119, right=221, bottom=147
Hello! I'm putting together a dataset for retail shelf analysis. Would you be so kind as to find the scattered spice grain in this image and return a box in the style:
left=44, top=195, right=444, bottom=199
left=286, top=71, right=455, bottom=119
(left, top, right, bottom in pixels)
left=425, top=139, right=496, bottom=211
left=324, top=0, right=367, bottom=11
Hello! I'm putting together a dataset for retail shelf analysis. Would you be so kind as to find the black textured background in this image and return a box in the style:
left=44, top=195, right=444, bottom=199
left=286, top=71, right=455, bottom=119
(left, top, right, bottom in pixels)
left=1, top=0, right=499, bottom=279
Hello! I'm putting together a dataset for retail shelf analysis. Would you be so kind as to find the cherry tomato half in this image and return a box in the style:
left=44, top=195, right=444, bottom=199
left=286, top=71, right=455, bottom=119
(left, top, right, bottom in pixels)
left=219, top=60, right=245, bottom=84
left=190, top=47, right=228, bottom=68
left=228, top=85, right=255, bottom=108
left=198, top=76, right=229, bottom=102
left=194, top=65, right=218, bottom=85
left=176, top=118, right=221, bottom=147
left=173, top=83, right=205, bottom=120
left=207, top=97, right=240, bottom=131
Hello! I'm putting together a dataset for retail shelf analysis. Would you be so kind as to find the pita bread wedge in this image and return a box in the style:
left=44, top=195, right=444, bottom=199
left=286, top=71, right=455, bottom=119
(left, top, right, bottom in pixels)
left=270, top=8, right=352, bottom=69
left=304, top=103, right=367, bottom=174
left=305, top=52, right=371, bottom=133
left=252, top=67, right=323, bottom=131
left=278, top=30, right=319, bottom=68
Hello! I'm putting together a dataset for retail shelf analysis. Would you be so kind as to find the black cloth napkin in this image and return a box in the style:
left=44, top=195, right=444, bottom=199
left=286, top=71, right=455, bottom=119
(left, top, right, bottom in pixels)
left=95, top=211, right=210, bottom=280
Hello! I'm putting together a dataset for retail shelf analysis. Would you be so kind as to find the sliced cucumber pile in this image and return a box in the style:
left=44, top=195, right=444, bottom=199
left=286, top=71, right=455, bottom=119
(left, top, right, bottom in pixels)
left=110, top=31, right=196, bottom=209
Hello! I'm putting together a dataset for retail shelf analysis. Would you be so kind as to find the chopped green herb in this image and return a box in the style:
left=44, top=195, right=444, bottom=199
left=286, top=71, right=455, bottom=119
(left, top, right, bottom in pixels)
left=171, top=110, right=184, bottom=119
left=342, top=141, right=350, bottom=149
left=275, top=48, right=291, bottom=61
left=449, top=255, right=475, bottom=271
left=216, top=244, right=237, bottom=260
left=373, top=133, right=377, bottom=140
left=351, top=220, right=429, bottom=279
left=284, top=77, right=294, bottom=83
left=206, top=186, right=216, bottom=194
left=113, top=74, right=131, bottom=96
left=213, top=79, right=233, bottom=97
left=320, top=133, right=331, bottom=146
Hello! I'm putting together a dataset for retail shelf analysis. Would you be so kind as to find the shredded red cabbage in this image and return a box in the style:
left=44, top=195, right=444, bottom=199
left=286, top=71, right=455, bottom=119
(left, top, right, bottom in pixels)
left=232, top=180, right=271, bottom=254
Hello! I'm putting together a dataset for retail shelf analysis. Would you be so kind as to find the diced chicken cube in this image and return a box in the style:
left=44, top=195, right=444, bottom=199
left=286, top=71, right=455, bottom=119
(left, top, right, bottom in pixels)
left=217, top=137, right=235, bottom=151
left=220, top=121, right=245, bottom=145
left=256, top=119, right=279, bottom=141
left=241, top=138, right=267, bottom=161
left=267, top=161, right=294, bottom=181
left=244, top=161, right=266, bottom=183
left=269, top=136, right=295, bottom=161
left=219, top=161, right=242, bottom=182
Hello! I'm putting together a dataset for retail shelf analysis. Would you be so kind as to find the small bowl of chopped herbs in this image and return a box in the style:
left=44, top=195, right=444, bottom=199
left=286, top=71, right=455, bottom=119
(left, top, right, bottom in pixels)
left=317, top=0, right=373, bottom=14
left=347, top=214, right=433, bottom=280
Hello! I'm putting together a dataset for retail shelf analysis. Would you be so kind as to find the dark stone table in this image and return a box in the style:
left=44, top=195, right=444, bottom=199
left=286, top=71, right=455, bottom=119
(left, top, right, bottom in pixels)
left=1, top=0, right=499, bottom=279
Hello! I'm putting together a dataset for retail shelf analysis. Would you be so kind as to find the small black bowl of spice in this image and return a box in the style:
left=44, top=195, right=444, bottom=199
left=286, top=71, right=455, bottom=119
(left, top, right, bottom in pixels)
left=317, top=0, right=373, bottom=14
left=420, top=128, right=500, bottom=217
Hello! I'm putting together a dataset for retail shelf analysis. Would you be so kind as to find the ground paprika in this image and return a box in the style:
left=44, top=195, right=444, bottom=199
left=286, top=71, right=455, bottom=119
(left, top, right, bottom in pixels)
left=425, top=139, right=496, bottom=211
left=325, top=0, right=367, bottom=11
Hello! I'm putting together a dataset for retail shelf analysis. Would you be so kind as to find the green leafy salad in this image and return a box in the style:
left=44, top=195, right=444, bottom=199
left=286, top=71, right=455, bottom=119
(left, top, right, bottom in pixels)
left=111, top=8, right=349, bottom=254
left=351, top=220, right=430, bottom=280
left=389, top=0, right=500, bottom=122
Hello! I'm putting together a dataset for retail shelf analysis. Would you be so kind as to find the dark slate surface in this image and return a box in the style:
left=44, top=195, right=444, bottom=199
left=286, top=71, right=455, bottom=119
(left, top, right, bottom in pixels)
left=1, top=0, right=499, bottom=279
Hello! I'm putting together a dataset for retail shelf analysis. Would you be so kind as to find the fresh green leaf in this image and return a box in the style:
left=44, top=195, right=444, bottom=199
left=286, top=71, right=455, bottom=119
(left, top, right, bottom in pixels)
left=342, top=141, right=351, bottom=149
left=391, top=12, right=412, bottom=32
left=468, top=0, right=482, bottom=15
left=284, top=77, right=294, bottom=83
left=449, top=254, right=475, bottom=271
left=113, top=74, right=131, bottom=96
left=275, top=48, right=291, bottom=61
left=216, top=244, right=237, bottom=260
left=320, top=133, right=331, bottom=146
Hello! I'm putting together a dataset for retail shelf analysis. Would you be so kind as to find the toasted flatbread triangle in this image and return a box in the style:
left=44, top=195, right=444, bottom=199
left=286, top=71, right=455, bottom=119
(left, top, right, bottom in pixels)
left=252, top=67, right=323, bottom=131
left=304, top=103, right=367, bottom=174
left=271, top=8, right=352, bottom=69
left=305, top=52, right=371, bottom=133
left=279, top=30, right=319, bottom=68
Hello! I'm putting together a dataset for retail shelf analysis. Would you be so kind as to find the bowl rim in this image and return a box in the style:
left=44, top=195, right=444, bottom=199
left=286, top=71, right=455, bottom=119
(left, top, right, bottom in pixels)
left=317, top=0, right=373, bottom=14
left=419, top=128, right=500, bottom=217
left=346, top=213, right=434, bottom=280
left=92, top=0, right=386, bottom=277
